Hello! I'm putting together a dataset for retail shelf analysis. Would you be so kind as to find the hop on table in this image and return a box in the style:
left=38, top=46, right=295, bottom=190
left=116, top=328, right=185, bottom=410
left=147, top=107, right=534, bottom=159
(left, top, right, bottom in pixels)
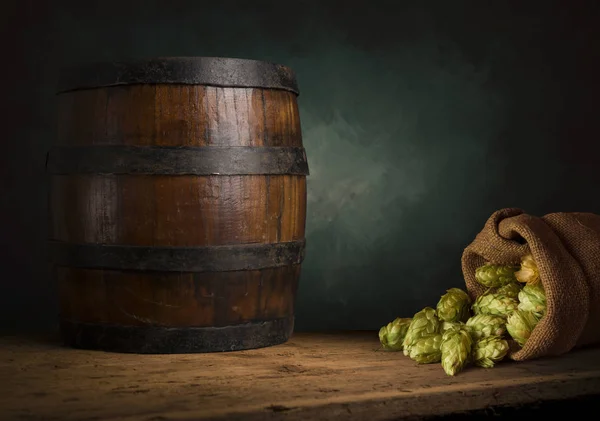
left=378, top=254, right=547, bottom=376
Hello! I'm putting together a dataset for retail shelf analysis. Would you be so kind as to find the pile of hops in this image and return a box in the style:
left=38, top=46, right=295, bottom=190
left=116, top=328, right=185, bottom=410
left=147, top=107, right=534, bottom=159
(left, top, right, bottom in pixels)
left=378, top=254, right=547, bottom=376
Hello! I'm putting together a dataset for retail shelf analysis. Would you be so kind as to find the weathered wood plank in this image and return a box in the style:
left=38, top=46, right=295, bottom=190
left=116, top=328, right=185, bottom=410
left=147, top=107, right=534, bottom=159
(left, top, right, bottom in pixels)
left=1, top=332, right=600, bottom=421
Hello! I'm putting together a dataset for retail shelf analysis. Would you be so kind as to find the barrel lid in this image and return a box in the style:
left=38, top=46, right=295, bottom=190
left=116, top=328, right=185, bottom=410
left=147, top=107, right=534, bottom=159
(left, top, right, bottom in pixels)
left=57, top=57, right=299, bottom=95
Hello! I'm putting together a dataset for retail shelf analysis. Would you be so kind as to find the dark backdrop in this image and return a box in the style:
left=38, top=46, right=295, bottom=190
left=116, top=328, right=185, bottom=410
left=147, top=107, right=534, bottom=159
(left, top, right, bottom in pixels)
left=2, top=0, right=599, bottom=333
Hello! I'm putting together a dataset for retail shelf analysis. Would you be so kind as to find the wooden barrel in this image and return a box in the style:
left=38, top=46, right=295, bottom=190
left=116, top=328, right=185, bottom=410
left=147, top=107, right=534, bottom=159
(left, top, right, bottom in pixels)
left=48, top=57, right=308, bottom=354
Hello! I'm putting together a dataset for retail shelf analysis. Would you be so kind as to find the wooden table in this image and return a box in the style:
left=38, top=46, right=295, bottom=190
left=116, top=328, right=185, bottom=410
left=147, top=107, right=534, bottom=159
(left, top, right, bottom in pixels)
left=2, top=331, right=600, bottom=421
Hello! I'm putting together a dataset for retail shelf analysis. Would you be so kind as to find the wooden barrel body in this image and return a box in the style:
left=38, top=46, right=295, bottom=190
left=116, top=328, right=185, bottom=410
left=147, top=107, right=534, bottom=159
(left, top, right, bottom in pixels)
left=49, top=57, right=308, bottom=353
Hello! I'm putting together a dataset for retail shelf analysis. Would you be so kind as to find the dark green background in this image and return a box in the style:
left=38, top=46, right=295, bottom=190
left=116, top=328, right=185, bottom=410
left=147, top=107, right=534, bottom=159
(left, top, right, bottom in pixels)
left=2, top=0, right=599, bottom=333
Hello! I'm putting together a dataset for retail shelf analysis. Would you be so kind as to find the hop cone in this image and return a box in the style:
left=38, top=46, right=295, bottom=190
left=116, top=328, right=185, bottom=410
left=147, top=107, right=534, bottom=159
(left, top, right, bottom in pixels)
left=466, top=314, right=506, bottom=340
left=495, top=282, right=522, bottom=299
left=473, top=336, right=509, bottom=368
left=436, top=288, right=471, bottom=323
left=506, top=310, right=540, bottom=347
left=408, top=333, right=443, bottom=364
left=475, top=264, right=520, bottom=288
left=441, top=321, right=460, bottom=332
left=517, top=284, right=547, bottom=318
left=402, top=307, right=440, bottom=356
left=472, top=293, right=518, bottom=318
left=379, top=317, right=412, bottom=351
left=515, top=254, right=540, bottom=285
left=440, top=325, right=473, bottom=376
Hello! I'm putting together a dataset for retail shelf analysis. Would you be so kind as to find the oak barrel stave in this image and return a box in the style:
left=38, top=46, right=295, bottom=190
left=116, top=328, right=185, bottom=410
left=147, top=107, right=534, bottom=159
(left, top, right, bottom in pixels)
left=50, top=57, right=308, bottom=353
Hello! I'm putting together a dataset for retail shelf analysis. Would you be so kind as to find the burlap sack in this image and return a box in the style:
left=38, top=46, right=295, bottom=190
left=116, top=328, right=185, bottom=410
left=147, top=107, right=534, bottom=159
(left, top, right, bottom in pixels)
left=461, top=208, right=600, bottom=361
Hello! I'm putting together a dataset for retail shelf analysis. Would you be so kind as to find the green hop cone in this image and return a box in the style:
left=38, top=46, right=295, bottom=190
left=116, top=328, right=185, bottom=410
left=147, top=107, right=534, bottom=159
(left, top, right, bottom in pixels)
left=436, top=288, right=472, bottom=323
left=517, top=284, right=547, bottom=319
left=472, top=293, right=518, bottom=318
left=475, top=264, right=520, bottom=288
left=408, top=333, right=443, bottom=364
left=440, top=324, right=473, bottom=376
left=495, top=282, right=522, bottom=299
left=515, top=254, right=541, bottom=286
left=465, top=314, right=506, bottom=340
left=379, top=317, right=412, bottom=351
left=473, top=336, right=509, bottom=368
left=506, top=310, right=540, bottom=347
left=402, top=307, right=440, bottom=356
left=441, top=321, right=460, bottom=332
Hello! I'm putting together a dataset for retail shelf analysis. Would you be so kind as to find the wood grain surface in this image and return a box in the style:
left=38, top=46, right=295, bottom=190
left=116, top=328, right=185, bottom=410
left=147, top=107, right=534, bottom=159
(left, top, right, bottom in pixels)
left=51, top=83, right=307, bottom=343
left=2, top=331, right=600, bottom=421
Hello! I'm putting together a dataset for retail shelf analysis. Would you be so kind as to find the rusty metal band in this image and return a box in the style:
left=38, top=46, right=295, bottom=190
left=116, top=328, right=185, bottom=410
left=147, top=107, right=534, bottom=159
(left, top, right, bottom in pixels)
left=57, top=57, right=299, bottom=94
left=60, top=317, right=294, bottom=354
left=46, top=146, right=309, bottom=176
left=48, top=240, right=306, bottom=272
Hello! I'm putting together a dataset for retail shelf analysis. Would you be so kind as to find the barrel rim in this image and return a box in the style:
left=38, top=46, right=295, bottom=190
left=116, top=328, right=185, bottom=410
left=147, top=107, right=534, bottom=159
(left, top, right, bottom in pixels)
left=56, top=56, right=299, bottom=95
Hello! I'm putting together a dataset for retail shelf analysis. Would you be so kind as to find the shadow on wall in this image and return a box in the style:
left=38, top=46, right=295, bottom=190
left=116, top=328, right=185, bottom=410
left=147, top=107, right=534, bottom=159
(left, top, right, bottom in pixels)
left=2, top=0, right=599, bottom=333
